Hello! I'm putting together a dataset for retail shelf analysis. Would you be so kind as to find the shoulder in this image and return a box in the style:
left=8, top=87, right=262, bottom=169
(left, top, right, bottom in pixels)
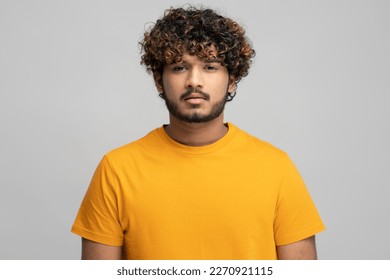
left=104, top=127, right=163, bottom=163
left=230, top=123, right=288, bottom=160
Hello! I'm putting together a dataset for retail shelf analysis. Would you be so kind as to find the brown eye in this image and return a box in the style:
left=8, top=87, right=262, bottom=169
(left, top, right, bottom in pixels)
left=172, top=66, right=186, bottom=72
left=205, top=65, right=218, bottom=71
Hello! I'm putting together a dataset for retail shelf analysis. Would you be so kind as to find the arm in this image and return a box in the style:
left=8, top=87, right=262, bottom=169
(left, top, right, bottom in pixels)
left=81, top=238, right=122, bottom=260
left=276, top=235, right=317, bottom=260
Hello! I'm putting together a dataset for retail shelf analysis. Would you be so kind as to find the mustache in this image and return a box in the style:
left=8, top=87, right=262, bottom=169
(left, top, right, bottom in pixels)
left=180, top=88, right=210, bottom=101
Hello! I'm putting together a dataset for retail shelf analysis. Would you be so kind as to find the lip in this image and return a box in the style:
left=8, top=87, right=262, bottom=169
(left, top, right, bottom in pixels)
left=184, top=94, right=206, bottom=100
left=183, top=93, right=208, bottom=100
left=184, top=97, right=206, bottom=105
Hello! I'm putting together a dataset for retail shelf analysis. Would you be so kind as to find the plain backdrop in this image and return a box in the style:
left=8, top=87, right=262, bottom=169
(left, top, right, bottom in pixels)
left=0, top=0, right=389, bottom=260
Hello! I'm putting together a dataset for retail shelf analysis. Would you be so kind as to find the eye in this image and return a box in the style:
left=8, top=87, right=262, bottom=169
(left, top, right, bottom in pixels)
left=204, top=63, right=220, bottom=71
left=172, top=65, right=187, bottom=72
left=206, top=66, right=216, bottom=70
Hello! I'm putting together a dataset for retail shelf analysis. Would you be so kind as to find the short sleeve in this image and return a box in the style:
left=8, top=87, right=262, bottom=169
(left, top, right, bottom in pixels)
left=71, top=156, right=123, bottom=246
left=273, top=155, right=325, bottom=246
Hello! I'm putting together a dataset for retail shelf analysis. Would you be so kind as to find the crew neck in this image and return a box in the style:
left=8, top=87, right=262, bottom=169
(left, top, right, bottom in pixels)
left=156, top=122, right=238, bottom=155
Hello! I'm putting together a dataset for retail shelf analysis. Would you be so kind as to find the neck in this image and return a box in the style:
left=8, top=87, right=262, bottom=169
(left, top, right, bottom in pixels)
left=164, top=114, right=228, bottom=146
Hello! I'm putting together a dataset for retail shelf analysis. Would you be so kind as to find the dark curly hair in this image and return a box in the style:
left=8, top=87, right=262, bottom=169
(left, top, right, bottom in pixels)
left=139, top=6, right=255, bottom=92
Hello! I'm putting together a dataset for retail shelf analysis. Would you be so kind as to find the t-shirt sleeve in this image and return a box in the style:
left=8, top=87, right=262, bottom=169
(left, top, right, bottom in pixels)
left=71, top=156, right=123, bottom=246
left=273, top=155, right=325, bottom=246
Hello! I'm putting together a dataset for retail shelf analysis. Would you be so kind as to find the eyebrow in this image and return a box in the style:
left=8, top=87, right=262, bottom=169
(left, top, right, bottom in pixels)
left=204, top=58, right=223, bottom=63
left=174, top=58, right=222, bottom=64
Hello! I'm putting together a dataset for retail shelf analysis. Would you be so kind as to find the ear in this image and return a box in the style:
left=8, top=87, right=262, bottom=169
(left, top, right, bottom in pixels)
left=228, top=75, right=237, bottom=93
left=154, top=72, right=164, bottom=93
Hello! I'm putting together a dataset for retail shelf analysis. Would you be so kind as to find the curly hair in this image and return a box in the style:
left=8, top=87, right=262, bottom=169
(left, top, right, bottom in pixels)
left=140, top=6, right=255, bottom=87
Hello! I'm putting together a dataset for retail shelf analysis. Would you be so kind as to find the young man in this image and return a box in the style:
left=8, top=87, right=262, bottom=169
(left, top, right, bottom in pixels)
left=72, top=6, right=325, bottom=260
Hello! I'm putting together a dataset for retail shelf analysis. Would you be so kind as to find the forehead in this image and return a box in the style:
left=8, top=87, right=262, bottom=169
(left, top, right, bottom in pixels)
left=173, top=52, right=222, bottom=64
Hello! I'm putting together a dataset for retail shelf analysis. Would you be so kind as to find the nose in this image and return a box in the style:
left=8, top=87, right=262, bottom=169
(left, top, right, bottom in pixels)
left=185, top=68, right=203, bottom=89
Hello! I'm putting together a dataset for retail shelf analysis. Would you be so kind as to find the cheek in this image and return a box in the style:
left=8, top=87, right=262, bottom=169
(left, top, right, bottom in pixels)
left=162, top=75, right=178, bottom=90
left=212, top=77, right=230, bottom=94
left=162, top=78, right=184, bottom=97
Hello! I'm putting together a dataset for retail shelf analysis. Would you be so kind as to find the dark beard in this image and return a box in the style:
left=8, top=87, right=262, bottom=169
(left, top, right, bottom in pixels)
left=162, top=92, right=228, bottom=123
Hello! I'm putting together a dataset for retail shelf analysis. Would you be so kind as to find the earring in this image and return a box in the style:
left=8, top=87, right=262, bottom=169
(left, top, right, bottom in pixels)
left=159, top=92, right=165, bottom=99
left=226, top=91, right=236, bottom=102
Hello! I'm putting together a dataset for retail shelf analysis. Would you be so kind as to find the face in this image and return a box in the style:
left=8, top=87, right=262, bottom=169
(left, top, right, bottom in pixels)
left=157, top=53, right=236, bottom=123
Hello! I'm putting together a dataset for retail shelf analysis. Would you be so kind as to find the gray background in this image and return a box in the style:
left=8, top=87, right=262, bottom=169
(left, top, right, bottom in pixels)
left=1, top=0, right=389, bottom=260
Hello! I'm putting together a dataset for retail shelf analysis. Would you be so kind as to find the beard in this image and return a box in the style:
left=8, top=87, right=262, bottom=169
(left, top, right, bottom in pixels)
left=161, top=89, right=228, bottom=123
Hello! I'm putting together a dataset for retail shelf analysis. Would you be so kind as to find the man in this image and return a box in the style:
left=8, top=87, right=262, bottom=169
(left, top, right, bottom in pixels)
left=72, top=6, right=325, bottom=260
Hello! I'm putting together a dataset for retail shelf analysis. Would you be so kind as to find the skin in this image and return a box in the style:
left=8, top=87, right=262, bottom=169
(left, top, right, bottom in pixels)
left=157, top=53, right=236, bottom=146
left=82, top=236, right=318, bottom=260
left=82, top=238, right=122, bottom=260
left=81, top=53, right=318, bottom=260
left=276, top=236, right=318, bottom=260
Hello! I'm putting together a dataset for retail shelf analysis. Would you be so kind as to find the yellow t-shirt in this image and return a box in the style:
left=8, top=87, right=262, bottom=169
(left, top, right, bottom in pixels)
left=72, top=123, right=325, bottom=259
